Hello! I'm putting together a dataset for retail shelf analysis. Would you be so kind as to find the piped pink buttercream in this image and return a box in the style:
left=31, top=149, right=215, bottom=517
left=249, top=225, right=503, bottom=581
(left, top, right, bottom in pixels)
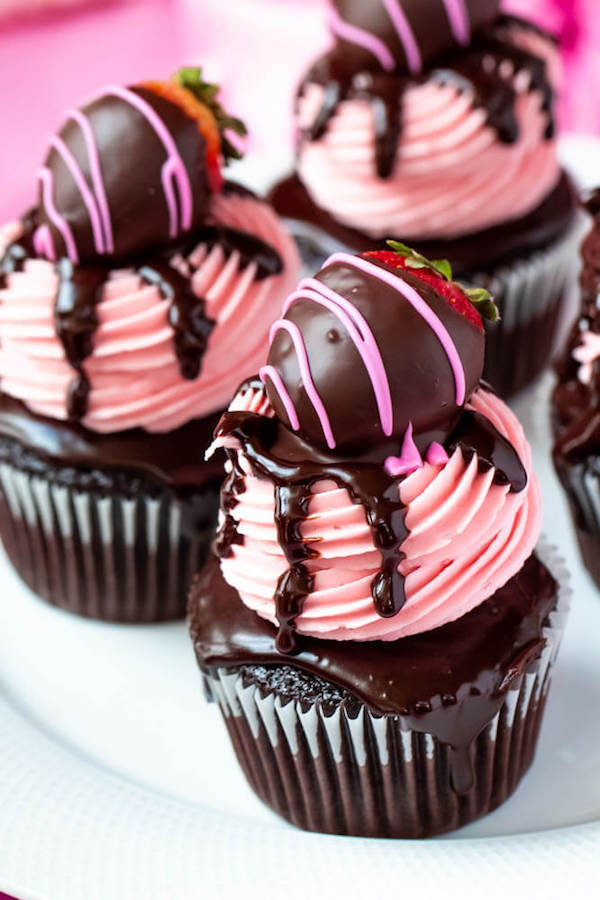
left=296, top=27, right=561, bottom=240
left=216, top=386, right=542, bottom=641
left=0, top=193, right=300, bottom=433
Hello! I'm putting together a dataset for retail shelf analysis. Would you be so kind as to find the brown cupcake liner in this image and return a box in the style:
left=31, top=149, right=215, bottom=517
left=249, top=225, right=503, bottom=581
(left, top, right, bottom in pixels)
left=288, top=215, right=585, bottom=398
left=0, top=459, right=219, bottom=622
left=472, top=218, right=585, bottom=396
left=554, top=457, right=600, bottom=588
left=201, top=543, right=569, bottom=838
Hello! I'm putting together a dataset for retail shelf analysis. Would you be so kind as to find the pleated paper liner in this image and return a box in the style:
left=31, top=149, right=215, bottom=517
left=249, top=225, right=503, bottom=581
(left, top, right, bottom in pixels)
left=0, top=453, right=220, bottom=622
left=201, top=543, right=570, bottom=839
left=286, top=215, right=584, bottom=398
left=554, top=456, right=600, bottom=589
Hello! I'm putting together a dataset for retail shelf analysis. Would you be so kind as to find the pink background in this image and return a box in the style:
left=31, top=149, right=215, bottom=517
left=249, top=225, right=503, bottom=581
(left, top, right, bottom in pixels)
left=0, top=0, right=597, bottom=222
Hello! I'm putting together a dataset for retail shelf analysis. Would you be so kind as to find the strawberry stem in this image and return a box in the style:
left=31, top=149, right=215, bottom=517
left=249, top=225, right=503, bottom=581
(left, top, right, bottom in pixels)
left=386, top=240, right=499, bottom=323
left=174, top=67, right=248, bottom=164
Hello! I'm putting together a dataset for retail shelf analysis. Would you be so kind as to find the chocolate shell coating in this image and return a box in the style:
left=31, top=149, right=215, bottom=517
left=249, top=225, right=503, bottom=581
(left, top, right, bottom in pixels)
left=37, top=86, right=211, bottom=264
left=331, top=0, right=501, bottom=74
left=265, top=258, right=484, bottom=452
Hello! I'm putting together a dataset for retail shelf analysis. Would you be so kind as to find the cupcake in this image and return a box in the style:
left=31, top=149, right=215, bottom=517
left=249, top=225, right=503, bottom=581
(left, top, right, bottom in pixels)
left=553, top=189, right=600, bottom=588
left=0, top=68, right=299, bottom=622
left=270, top=1, right=581, bottom=397
left=189, top=246, right=568, bottom=838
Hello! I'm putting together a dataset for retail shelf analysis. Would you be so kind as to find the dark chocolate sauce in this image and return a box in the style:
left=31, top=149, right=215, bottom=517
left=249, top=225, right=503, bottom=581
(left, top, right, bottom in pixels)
left=215, top=449, right=247, bottom=557
left=189, top=225, right=283, bottom=280
left=272, top=483, right=317, bottom=653
left=448, top=410, right=528, bottom=491
left=53, top=259, right=105, bottom=419
left=0, top=210, right=39, bottom=286
left=298, top=16, right=555, bottom=180
left=0, top=195, right=283, bottom=419
left=214, top=410, right=409, bottom=652
left=0, top=392, right=224, bottom=492
left=553, top=189, right=600, bottom=466
left=302, top=55, right=406, bottom=179
left=138, top=262, right=214, bottom=381
left=190, top=552, right=558, bottom=794
left=269, top=170, right=578, bottom=276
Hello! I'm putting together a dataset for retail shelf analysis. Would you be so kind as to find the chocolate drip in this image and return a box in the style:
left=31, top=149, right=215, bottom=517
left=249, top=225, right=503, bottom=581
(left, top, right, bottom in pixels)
left=273, top=483, right=317, bottom=653
left=448, top=410, right=528, bottom=492
left=190, top=552, right=558, bottom=794
left=0, top=211, right=37, bottom=285
left=303, top=55, right=405, bottom=179
left=478, top=37, right=554, bottom=139
left=192, top=225, right=283, bottom=280
left=215, top=449, right=246, bottom=558
left=215, top=410, right=409, bottom=652
left=138, top=262, right=214, bottom=381
left=299, top=18, right=555, bottom=179
left=2, top=202, right=283, bottom=419
left=353, top=71, right=404, bottom=179
left=53, top=259, right=105, bottom=420
left=436, top=60, right=518, bottom=144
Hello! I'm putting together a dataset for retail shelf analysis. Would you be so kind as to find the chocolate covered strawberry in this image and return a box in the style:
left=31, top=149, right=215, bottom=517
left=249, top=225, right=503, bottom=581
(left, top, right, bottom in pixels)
left=366, top=243, right=499, bottom=331
left=34, top=67, right=247, bottom=263
left=263, top=246, right=497, bottom=452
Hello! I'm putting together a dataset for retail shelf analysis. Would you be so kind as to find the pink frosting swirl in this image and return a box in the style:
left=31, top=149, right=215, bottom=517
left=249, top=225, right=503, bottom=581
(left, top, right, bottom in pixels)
left=296, top=29, right=561, bottom=240
left=215, top=385, right=541, bottom=641
left=0, top=192, right=299, bottom=433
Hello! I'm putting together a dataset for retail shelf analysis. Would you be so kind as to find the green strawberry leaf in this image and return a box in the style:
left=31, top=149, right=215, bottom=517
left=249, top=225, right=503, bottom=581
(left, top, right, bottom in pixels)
left=175, top=67, right=248, bottom=164
left=465, top=287, right=500, bottom=322
left=386, top=240, right=453, bottom=281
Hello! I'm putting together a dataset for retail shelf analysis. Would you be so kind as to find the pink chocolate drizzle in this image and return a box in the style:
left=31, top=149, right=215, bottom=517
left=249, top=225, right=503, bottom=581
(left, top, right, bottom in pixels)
left=33, top=85, right=195, bottom=263
left=263, top=251, right=466, bottom=450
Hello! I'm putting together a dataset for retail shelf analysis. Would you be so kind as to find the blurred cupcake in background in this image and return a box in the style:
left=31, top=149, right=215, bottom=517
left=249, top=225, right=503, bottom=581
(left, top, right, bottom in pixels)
left=0, top=67, right=299, bottom=622
left=271, top=0, right=582, bottom=397
left=190, top=245, right=569, bottom=838
left=553, top=189, right=600, bottom=588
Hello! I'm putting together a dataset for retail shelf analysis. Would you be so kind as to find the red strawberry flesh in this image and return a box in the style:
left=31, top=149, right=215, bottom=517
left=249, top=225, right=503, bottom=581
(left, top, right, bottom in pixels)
left=364, top=250, right=484, bottom=332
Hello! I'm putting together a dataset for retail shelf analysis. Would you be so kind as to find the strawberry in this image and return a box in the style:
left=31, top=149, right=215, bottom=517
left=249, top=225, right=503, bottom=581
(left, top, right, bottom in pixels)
left=142, top=67, right=247, bottom=194
left=364, top=242, right=499, bottom=333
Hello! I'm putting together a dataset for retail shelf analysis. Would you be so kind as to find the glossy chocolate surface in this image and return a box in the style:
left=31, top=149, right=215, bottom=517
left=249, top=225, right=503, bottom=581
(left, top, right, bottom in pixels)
left=298, top=15, right=555, bottom=182
left=265, top=257, right=484, bottom=451
left=213, top=394, right=526, bottom=652
left=190, top=552, right=557, bottom=792
left=38, top=87, right=212, bottom=264
left=331, top=0, right=500, bottom=76
left=1, top=183, right=281, bottom=422
left=269, top=170, right=578, bottom=275
left=0, top=393, right=223, bottom=491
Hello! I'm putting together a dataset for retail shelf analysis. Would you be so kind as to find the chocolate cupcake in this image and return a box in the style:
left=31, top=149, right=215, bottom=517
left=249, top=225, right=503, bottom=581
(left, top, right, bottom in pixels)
left=0, top=68, right=299, bottom=622
left=270, top=1, right=581, bottom=397
left=189, top=247, right=569, bottom=838
left=553, top=190, right=600, bottom=588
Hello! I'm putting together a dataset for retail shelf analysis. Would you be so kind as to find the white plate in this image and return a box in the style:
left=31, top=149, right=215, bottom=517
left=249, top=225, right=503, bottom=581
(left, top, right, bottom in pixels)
left=1, top=139, right=599, bottom=900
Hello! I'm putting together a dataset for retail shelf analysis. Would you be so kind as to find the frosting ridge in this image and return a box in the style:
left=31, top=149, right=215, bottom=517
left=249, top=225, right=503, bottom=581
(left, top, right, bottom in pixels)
left=216, top=385, right=540, bottom=641
left=0, top=192, right=300, bottom=432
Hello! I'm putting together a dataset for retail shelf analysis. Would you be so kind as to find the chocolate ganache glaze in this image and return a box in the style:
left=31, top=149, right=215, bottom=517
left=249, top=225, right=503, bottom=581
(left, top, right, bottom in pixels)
left=0, top=70, right=283, bottom=424
left=0, top=393, right=223, bottom=491
left=298, top=14, right=556, bottom=181
left=190, top=552, right=556, bottom=793
left=214, top=250, right=526, bottom=652
left=270, top=170, right=577, bottom=275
